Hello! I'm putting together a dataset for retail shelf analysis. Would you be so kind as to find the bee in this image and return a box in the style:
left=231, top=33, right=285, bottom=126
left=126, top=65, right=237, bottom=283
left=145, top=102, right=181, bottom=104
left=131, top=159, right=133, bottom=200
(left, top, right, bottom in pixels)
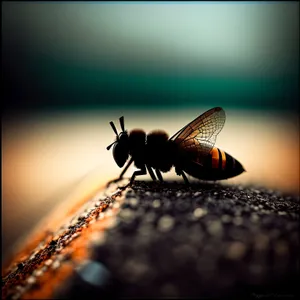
left=106, top=107, right=245, bottom=187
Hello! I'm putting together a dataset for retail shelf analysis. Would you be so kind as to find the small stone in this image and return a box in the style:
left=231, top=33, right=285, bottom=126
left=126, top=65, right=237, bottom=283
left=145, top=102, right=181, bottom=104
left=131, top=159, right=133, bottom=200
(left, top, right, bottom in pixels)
left=120, top=208, right=134, bottom=222
left=206, top=196, right=214, bottom=203
left=72, top=232, right=80, bottom=239
left=144, top=212, right=156, bottom=223
left=250, top=214, right=260, bottom=223
left=121, top=259, right=150, bottom=283
left=45, top=259, right=53, bottom=266
left=51, top=260, right=60, bottom=270
left=152, top=199, right=161, bottom=208
left=106, top=210, right=113, bottom=217
left=33, top=269, right=44, bottom=277
left=89, top=219, right=96, bottom=225
left=56, top=246, right=63, bottom=253
left=226, top=242, right=246, bottom=260
left=113, top=202, right=120, bottom=209
left=207, top=220, right=223, bottom=236
left=49, top=240, right=57, bottom=246
left=90, top=232, right=106, bottom=246
left=157, top=215, right=175, bottom=232
left=175, top=200, right=189, bottom=212
left=194, top=191, right=202, bottom=197
left=193, top=208, right=206, bottom=218
left=278, top=211, right=287, bottom=216
left=254, top=234, right=269, bottom=251
left=29, top=251, right=39, bottom=261
left=27, top=276, right=36, bottom=285
left=94, top=201, right=101, bottom=207
left=128, top=198, right=138, bottom=207
left=138, top=224, right=153, bottom=237
left=176, top=192, right=182, bottom=198
left=235, top=210, right=242, bottom=217
left=41, top=265, right=48, bottom=272
left=77, top=260, right=112, bottom=287
left=233, top=216, right=243, bottom=226
left=221, top=214, right=232, bottom=224
left=15, top=285, right=25, bottom=292
left=106, top=217, right=118, bottom=229
left=98, top=212, right=104, bottom=220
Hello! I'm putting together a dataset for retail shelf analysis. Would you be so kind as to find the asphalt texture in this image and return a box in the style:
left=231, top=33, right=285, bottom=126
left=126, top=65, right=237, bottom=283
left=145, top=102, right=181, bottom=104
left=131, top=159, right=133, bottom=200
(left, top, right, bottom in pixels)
left=56, top=181, right=299, bottom=299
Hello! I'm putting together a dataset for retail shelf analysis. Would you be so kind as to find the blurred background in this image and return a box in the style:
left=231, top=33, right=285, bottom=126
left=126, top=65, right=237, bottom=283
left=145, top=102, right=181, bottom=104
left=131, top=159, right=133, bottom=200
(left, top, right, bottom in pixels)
left=2, top=2, right=299, bottom=262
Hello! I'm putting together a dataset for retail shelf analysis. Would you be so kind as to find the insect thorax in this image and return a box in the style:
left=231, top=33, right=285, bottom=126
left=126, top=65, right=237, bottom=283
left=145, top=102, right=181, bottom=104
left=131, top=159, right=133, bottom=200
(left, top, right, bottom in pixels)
left=128, top=129, right=174, bottom=172
left=145, top=130, right=173, bottom=172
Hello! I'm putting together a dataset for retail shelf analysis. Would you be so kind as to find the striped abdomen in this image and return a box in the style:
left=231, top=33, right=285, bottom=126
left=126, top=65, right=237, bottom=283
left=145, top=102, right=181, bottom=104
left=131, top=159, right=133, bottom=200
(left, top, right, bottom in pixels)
left=182, top=147, right=245, bottom=181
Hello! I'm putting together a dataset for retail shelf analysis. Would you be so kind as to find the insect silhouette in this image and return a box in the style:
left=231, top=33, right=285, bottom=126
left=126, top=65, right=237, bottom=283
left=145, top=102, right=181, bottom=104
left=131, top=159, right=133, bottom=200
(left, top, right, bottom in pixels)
left=106, top=107, right=245, bottom=187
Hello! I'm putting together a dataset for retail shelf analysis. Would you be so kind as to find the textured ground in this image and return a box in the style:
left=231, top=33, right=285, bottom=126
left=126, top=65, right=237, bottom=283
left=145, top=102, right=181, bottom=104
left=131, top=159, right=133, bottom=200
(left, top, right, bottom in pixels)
left=53, top=181, right=300, bottom=299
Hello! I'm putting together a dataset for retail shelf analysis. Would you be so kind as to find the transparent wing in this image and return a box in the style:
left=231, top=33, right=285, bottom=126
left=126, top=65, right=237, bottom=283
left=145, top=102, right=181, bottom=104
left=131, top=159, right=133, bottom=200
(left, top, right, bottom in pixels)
left=171, top=107, right=226, bottom=159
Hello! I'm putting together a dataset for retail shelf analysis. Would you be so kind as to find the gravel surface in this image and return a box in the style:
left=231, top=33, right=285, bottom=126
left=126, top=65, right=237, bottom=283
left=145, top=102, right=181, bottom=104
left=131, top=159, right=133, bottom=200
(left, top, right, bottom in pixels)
left=56, top=181, right=299, bottom=299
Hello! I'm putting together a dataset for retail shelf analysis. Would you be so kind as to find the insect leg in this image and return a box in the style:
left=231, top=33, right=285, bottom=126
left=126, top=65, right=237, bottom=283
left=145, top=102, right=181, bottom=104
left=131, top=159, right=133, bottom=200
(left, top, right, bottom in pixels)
left=129, top=165, right=147, bottom=185
left=146, top=165, right=157, bottom=181
left=119, top=157, right=134, bottom=179
left=176, top=167, right=190, bottom=185
left=106, top=157, right=134, bottom=187
left=155, top=169, right=164, bottom=182
left=181, top=171, right=190, bottom=185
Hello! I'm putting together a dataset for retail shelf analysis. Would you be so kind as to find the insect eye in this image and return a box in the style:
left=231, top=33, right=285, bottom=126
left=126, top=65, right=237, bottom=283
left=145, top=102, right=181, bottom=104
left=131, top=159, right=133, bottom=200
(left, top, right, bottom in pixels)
left=113, top=143, right=129, bottom=168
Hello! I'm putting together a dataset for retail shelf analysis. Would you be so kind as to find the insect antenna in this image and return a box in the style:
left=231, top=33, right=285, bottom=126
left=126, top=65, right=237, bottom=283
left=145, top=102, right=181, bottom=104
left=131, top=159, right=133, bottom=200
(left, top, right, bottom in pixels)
left=119, top=116, right=125, bottom=132
left=107, top=121, right=119, bottom=151
left=109, top=121, right=118, bottom=136
left=106, top=141, right=116, bottom=150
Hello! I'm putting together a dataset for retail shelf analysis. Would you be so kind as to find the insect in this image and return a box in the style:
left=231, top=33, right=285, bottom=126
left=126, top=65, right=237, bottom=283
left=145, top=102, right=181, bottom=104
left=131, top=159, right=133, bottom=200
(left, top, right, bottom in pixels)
left=106, top=107, right=245, bottom=187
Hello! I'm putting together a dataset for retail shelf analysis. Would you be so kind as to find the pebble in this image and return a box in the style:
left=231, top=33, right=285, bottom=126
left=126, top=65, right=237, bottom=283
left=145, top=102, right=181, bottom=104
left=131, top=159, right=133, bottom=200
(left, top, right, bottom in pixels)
left=221, top=214, right=232, bottom=223
left=44, top=259, right=53, bottom=266
left=193, top=208, right=206, bottom=218
left=207, top=220, right=223, bottom=236
left=157, top=215, right=175, bottom=232
left=143, top=212, right=156, bottom=223
left=27, top=276, right=36, bottom=285
left=152, top=199, right=161, bottom=208
left=233, top=216, right=243, bottom=226
left=226, top=242, right=246, bottom=260
left=254, top=234, right=269, bottom=251
left=33, top=269, right=44, bottom=277
left=76, top=260, right=112, bottom=287
left=119, top=208, right=135, bottom=222
left=51, top=260, right=61, bottom=270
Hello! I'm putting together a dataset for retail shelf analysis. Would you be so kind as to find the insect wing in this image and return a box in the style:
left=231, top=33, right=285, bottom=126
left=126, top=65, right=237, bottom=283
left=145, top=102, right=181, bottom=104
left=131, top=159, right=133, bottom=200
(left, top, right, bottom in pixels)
left=171, top=107, right=226, bottom=160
